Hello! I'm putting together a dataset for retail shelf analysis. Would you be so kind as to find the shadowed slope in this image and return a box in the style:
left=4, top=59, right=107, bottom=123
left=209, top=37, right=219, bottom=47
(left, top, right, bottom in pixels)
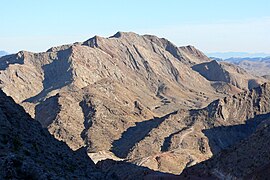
left=112, top=111, right=178, bottom=158
left=181, top=113, right=270, bottom=179
left=0, top=90, right=104, bottom=179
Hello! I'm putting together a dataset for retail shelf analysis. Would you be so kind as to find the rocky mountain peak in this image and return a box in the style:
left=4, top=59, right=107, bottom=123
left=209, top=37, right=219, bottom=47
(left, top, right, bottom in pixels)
left=46, top=44, right=73, bottom=52
left=179, top=45, right=210, bottom=61
left=0, top=32, right=269, bottom=177
left=111, top=31, right=138, bottom=38
left=83, top=35, right=102, bottom=48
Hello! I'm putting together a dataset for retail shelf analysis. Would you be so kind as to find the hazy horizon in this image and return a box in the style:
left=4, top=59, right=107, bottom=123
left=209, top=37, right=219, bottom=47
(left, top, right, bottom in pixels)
left=1, top=0, right=269, bottom=54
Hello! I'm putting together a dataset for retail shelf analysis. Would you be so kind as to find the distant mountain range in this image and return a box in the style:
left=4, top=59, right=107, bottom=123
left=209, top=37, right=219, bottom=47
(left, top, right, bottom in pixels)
left=0, top=51, right=8, bottom=57
left=210, top=56, right=270, bottom=76
left=207, top=52, right=270, bottom=59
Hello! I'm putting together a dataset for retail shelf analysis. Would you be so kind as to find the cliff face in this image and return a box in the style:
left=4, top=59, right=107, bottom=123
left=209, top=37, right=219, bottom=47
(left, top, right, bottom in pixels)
left=0, top=32, right=269, bottom=175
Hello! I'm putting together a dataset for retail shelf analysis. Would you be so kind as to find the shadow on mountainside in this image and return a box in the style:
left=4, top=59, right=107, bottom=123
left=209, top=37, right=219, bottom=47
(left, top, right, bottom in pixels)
left=23, top=49, right=73, bottom=103
left=0, top=89, right=104, bottom=179
left=0, top=54, right=24, bottom=70
left=79, top=99, right=95, bottom=141
left=97, top=159, right=181, bottom=180
left=161, top=126, right=190, bottom=152
left=203, top=113, right=270, bottom=154
left=180, top=113, right=270, bottom=179
left=34, top=94, right=60, bottom=127
left=111, top=111, right=178, bottom=158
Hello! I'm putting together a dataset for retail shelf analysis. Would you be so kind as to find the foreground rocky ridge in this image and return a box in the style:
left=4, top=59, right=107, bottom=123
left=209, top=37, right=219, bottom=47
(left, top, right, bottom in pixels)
left=0, top=90, right=104, bottom=179
left=0, top=32, right=269, bottom=174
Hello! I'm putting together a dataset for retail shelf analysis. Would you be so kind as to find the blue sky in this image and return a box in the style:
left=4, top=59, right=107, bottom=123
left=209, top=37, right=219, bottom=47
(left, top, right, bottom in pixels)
left=1, top=0, right=269, bottom=54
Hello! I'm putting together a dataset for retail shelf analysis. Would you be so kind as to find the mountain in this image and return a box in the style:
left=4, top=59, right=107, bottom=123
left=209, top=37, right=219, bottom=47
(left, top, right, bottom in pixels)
left=211, top=56, right=270, bottom=76
left=221, top=56, right=270, bottom=63
left=0, top=51, right=8, bottom=57
left=0, top=31, right=269, bottom=175
left=218, top=56, right=270, bottom=77
left=207, top=52, right=270, bottom=59
left=0, top=89, right=104, bottom=179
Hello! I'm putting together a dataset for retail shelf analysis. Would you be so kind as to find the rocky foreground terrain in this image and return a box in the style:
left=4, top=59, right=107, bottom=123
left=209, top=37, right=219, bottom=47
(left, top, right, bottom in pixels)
left=182, top=116, right=270, bottom=179
left=0, top=89, right=181, bottom=179
left=0, top=89, right=103, bottom=179
left=1, top=32, right=270, bottom=178
left=1, top=80, right=270, bottom=179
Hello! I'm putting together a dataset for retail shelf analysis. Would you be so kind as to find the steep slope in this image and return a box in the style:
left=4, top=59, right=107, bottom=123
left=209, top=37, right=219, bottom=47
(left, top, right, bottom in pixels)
left=0, top=90, right=104, bottom=179
left=142, top=34, right=210, bottom=65
left=181, top=116, right=270, bottom=179
left=179, top=45, right=211, bottom=65
left=192, top=60, right=266, bottom=90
